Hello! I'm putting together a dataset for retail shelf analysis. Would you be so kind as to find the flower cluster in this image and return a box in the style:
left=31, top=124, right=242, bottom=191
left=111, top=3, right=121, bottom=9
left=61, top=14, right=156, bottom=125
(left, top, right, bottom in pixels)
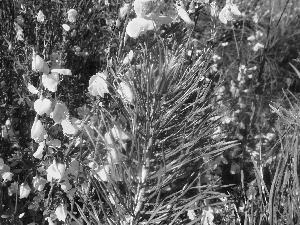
left=126, top=0, right=194, bottom=38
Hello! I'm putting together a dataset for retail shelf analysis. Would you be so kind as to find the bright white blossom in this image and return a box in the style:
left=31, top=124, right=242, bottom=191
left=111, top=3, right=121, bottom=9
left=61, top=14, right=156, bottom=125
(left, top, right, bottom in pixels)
left=32, top=176, right=47, bottom=191
left=88, top=72, right=109, bottom=97
left=2, top=172, right=13, bottom=182
left=19, top=183, right=31, bottom=199
left=34, top=97, right=52, bottom=115
left=42, top=73, right=59, bottom=92
left=62, top=24, right=71, bottom=31
left=67, top=9, right=78, bottom=23
left=36, top=10, right=45, bottom=23
left=31, top=119, right=47, bottom=143
left=61, top=119, right=79, bottom=135
left=32, top=53, right=48, bottom=73
left=218, top=2, right=241, bottom=24
left=252, top=42, right=264, bottom=51
left=126, top=17, right=155, bottom=38
left=46, top=160, right=65, bottom=181
left=201, top=207, right=214, bottom=225
left=176, top=5, right=194, bottom=25
left=27, top=83, right=39, bottom=94
left=55, top=204, right=67, bottom=222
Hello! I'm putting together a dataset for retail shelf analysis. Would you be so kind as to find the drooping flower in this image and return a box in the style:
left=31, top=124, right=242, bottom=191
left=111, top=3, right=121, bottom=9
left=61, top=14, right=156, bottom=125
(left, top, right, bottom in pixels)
left=37, top=10, right=45, bottom=22
left=34, top=97, right=52, bottom=115
left=32, top=176, right=47, bottom=191
left=67, top=9, right=78, bottom=23
left=42, top=73, right=59, bottom=92
left=88, top=72, right=109, bottom=97
left=46, top=160, right=65, bottom=181
left=55, top=204, right=67, bottom=222
left=19, top=183, right=31, bottom=199
left=31, top=119, right=47, bottom=143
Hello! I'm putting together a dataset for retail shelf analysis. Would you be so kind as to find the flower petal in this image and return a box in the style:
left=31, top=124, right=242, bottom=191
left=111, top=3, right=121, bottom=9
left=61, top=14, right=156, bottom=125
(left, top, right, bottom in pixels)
left=42, top=73, right=59, bottom=92
left=61, top=119, right=78, bottom=135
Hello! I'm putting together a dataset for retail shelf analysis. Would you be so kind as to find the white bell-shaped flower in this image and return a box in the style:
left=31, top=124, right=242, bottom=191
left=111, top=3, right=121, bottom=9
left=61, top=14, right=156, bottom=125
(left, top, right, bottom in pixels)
left=2, top=172, right=13, bottom=182
left=31, top=119, right=47, bottom=143
left=42, top=73, right=59, bottom=92
left=55, top=204, right=67, bottom=222
left=88, top=72, right=109, bottom=97
left=19, top=183, right=31, bottom=199
left=126, top=17, right=155, bottom=38
left=34, top=96, right=52, bottom=115
left=67, top=9, right=78, bottom=23
left=32, top=176, right=48, bottom=191
left=61, top=119, right=78, bottom=135
left=46, top=160, right=65, bottom=181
